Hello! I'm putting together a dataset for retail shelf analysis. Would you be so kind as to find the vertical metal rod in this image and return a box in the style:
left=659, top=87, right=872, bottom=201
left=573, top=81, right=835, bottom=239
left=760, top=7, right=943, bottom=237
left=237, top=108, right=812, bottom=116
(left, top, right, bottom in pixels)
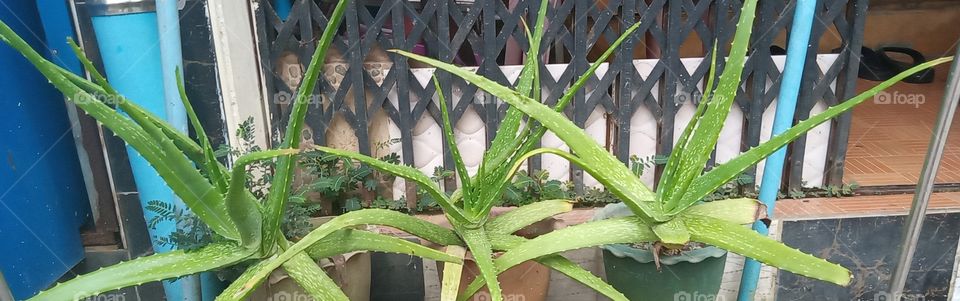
left=889, top=46, right=960, bottom=298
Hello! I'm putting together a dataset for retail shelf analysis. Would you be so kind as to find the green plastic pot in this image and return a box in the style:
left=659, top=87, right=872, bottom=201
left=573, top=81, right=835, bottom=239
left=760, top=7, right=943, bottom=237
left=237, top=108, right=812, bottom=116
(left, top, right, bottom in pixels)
left=596, top=203, right=728, bottom=300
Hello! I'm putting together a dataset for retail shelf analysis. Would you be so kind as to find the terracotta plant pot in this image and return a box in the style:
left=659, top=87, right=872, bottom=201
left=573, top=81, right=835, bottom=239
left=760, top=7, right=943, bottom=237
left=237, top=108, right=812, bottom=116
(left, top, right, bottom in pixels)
left=433, top=206, right=556, bottom=301
left=248, top=216, right=372, bottom=301
left=439, top=255, right=550, bottom=301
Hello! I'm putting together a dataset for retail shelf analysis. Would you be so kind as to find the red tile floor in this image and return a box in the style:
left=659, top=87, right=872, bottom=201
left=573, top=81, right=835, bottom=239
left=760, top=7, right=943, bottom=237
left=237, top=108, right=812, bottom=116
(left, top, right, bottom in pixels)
left=844, top=78, right=960, bottom=186
left=774, top=192, right=960, bottom=219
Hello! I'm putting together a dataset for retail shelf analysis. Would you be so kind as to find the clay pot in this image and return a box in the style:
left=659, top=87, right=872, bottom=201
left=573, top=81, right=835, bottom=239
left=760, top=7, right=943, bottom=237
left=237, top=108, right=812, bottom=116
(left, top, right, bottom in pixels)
left=433, top=206, right=558, bottom=301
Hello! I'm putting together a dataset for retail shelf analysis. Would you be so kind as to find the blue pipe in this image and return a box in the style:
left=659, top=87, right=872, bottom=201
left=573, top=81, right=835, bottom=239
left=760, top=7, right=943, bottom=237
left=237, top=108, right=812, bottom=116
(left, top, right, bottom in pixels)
left=155, top=1, right=220, bottom=300
left=274, top=0, right=292, bottom=20
left=88, top=3, right=197, bottom=300
left=157, top=0, right=187, bottom=133
left=737, top=1, right=818, bottom=300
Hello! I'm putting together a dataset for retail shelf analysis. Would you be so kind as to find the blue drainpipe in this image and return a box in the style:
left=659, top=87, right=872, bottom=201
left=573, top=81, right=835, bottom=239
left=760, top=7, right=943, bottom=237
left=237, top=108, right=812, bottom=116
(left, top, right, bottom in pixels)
left=737, top=1, right=818, bottom=300
left=87, top=0, right=211, bottom=299
left=274, top=0, right=292, bottom=20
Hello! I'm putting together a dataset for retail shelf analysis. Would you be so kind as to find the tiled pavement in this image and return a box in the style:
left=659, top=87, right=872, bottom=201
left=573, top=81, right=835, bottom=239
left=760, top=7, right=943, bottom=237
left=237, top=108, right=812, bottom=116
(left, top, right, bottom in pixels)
left=774, top=191, right=960, bottom=219
left=844, top=78, right=960, bottom=186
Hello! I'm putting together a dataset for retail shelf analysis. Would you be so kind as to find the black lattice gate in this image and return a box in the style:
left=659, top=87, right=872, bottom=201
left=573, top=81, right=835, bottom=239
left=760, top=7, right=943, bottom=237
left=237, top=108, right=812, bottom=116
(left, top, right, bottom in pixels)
left=253, top=0, right=867, bottom=211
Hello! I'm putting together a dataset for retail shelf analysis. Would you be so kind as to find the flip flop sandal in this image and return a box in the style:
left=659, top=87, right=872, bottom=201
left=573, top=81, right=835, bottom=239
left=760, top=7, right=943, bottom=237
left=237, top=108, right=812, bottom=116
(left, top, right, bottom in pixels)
left=770, top=45, right=787, bottom=55
left=856, top=46, right=899, bottom=81
left=878, top=46, right=935, bottom=84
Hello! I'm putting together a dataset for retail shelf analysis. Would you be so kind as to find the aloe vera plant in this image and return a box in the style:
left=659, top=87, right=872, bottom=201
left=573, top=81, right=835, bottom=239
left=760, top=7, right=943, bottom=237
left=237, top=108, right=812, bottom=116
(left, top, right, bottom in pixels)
left=3, top=0, right=950, bottom=300
left=383, top=0, right=954, bottom=299
left=0, top=1, right=474, bottom=300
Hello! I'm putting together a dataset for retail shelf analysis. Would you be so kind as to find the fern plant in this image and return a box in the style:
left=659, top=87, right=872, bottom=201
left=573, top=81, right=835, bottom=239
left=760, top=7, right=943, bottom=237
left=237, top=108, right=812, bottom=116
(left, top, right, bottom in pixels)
left=0, top=1, right=470, bottom=300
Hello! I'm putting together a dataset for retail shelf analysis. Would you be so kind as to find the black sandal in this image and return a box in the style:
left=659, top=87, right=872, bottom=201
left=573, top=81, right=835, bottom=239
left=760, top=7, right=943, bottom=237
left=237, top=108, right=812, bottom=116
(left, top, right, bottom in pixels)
left=878, top=46, right=935, bottom=84
left=857, top=46, right=899, bottom=82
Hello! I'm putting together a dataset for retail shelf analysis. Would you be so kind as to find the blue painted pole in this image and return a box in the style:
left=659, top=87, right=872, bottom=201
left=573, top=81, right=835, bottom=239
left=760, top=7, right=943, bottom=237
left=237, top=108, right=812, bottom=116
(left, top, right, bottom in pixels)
left=157, top=0, right=187, bottom=133
left=737, top=1, right=818, bottom=300
left=87, top=0, right=195, bottom=299
left=274, top=0, right=292, bottom=20
left=155, top=0, right=222, bottom=300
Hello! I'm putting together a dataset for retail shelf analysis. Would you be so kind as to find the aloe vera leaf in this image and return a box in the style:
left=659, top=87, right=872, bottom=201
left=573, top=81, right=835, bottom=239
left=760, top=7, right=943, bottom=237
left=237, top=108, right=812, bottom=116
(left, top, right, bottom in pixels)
left=175, top=68, right=229, bottom=192
left=676, top=56, right=954, bottom=212
left=658, top=43, right=719, bottom=199
left=463, top=234, right=628, bottom=301
left=476, top=15, right=644, bottom=216
left=0, top=20, right=240, bottom=240
left=456, top=226, right=502, bottom=301
left=651, top=218, right=691, bottom=245
left=478, top=19, right=647, bottom=219
left=480, top=0, right=549, bottom=177
left=434, top=76, right=474, bottom=209
left=392, top=51, right=664, bottom=223
left=72, top=34, right=238, bottom=238
left=548, top=19, right=644, bottom=116
left=264, top=0, right=350, bottom=251
left=441, top=246, right=468, bottom=301
left=682, top=214, right=852, bottom=285
left=67, top=38, right=117, bottom=95
left=227, top=149, right=297, bottom=248
left=485, top=199, right=573, bottom=235
left=305, top=229, right=462, bottom=263
left=282, top=253, right=350, bottom=301
left=225, top=209, right=465, bottom=299
left=217, top=255, right=275, bottom=301
left=30, top=243, right=250, bottom=301
left=665, top=0, right=758, bottom=213
left=56, top=61, right=209, bottom=163
left=490, top=217, right=656, bottom=275
left=53, top=60, right=211, bottom=166
left=312, top=145, right=471, bottom=223
left=683, top=198, right=765, bottom=225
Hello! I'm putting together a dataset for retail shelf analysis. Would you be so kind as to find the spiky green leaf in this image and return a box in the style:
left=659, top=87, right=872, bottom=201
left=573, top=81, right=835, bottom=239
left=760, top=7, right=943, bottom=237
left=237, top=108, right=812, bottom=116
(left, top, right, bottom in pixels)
left=31, top=244, right=250, bottom=301
left=682, top=214, right=851, bottom=285
left=392, top=51, right=663, bottom=223
left=676, top=57, right=953, bottom=211
left=264, top=0, right=351, bottom=251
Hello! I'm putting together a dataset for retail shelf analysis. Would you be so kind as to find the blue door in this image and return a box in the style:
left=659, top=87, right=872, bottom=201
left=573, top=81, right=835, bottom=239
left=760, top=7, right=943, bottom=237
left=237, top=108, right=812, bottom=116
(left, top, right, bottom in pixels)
left=0, top=1, right=90, bottom=299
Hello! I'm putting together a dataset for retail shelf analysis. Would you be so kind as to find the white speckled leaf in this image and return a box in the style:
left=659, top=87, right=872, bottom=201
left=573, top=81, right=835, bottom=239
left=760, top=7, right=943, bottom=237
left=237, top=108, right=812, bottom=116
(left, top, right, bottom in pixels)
left=682, top=214, right=852, bottom=286
left=31, top=244, right=251, bottom=301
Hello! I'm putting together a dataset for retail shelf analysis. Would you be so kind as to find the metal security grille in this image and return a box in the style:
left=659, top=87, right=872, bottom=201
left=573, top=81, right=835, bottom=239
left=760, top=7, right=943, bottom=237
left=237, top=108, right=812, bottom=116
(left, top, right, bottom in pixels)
left=253, top=0, right=866, bottom=211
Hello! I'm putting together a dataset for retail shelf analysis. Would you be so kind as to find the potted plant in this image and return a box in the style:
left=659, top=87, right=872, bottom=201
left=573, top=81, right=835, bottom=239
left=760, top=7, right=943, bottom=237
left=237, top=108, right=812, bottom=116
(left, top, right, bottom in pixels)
left=595, top=203, right=729, bottom=300
left=0, top=1, right=467, bottom=300
left=2, top=0, right=949, bottom=300
left=385, top=0, right=951, bottom=300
